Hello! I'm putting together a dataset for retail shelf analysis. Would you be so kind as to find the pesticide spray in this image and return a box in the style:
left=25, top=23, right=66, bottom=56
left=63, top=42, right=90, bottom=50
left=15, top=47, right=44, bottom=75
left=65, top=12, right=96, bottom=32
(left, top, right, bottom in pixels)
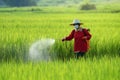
left=29, top=39, right=55, bottom=62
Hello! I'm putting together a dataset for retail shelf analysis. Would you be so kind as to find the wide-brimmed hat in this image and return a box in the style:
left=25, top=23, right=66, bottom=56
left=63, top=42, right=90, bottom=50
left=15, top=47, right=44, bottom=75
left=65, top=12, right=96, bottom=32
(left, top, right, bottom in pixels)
left=70, top=19, right=83, bottom=25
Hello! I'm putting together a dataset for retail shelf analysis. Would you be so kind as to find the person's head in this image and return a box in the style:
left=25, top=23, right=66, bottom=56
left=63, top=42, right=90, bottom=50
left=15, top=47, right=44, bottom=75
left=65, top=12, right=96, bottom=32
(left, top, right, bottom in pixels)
left=70, top=19, right=83, bottom=30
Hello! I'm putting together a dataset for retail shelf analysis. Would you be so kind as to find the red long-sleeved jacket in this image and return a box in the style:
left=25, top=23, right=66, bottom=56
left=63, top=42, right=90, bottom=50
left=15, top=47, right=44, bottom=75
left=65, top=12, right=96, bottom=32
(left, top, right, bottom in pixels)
left=65, top=29, right=91, bottom=53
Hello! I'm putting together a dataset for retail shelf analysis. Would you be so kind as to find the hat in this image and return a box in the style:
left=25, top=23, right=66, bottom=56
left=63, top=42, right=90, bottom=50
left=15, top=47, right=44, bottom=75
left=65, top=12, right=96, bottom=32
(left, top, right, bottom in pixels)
left=70, top=19, right=83, bottom=25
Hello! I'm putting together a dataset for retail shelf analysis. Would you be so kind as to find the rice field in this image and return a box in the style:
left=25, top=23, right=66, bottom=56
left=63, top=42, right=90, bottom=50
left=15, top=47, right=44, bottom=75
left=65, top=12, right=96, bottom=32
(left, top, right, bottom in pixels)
left=0, top=57, right=119, bottom=80
left=0, top=7, right=120, bottom=80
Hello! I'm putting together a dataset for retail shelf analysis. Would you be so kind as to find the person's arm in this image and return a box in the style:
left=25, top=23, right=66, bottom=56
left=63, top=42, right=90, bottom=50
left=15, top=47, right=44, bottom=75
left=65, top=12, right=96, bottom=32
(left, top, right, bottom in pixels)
left=82, top=29, right=92, bottom=40
left=62, top=30, right=75, bottom=41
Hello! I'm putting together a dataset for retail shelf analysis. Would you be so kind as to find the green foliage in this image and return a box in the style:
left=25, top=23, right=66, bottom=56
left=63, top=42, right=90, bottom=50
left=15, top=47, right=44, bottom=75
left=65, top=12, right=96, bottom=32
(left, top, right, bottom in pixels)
left=81, top=3, right=96, bottom=10
left=3, top=0, right=38, bottom=7
left=0, top=0, right=5, bottom=6
left=0, top=0, right=120, bottom=7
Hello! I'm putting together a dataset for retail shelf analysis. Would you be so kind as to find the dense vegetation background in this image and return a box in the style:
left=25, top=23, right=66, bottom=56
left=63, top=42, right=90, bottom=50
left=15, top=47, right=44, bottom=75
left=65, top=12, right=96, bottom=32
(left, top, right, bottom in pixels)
left=0, top=0, right=120, bottom=7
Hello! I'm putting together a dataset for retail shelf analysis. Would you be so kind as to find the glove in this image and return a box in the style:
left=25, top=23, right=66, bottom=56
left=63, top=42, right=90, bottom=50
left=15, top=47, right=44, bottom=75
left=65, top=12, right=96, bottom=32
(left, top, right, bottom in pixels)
left=62, top=38, right=65, bottom=42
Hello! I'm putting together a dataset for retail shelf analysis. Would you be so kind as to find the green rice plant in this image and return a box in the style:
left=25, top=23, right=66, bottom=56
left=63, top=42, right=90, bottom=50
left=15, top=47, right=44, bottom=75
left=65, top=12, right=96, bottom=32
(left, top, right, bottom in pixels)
left=0, top=57, right=119, bottom=80
left=0, top=11, right=120, bottom=61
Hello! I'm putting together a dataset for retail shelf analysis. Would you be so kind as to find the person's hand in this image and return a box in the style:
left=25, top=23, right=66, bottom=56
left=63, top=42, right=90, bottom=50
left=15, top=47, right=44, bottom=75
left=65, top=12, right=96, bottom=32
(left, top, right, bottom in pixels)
left=82, top=36, right=87, bottom=40
left=62, top=38, right=65, bottom=42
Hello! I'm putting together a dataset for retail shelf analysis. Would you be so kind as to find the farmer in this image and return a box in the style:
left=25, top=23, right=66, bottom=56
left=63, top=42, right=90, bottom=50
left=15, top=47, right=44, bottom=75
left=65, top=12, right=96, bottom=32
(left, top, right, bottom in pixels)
left=62, top=19, right=92, bottom=59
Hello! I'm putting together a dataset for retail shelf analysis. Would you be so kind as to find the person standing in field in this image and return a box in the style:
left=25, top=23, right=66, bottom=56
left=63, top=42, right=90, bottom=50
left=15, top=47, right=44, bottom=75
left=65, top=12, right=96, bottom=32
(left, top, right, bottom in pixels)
left=62, top=19, right=92, bottom=59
